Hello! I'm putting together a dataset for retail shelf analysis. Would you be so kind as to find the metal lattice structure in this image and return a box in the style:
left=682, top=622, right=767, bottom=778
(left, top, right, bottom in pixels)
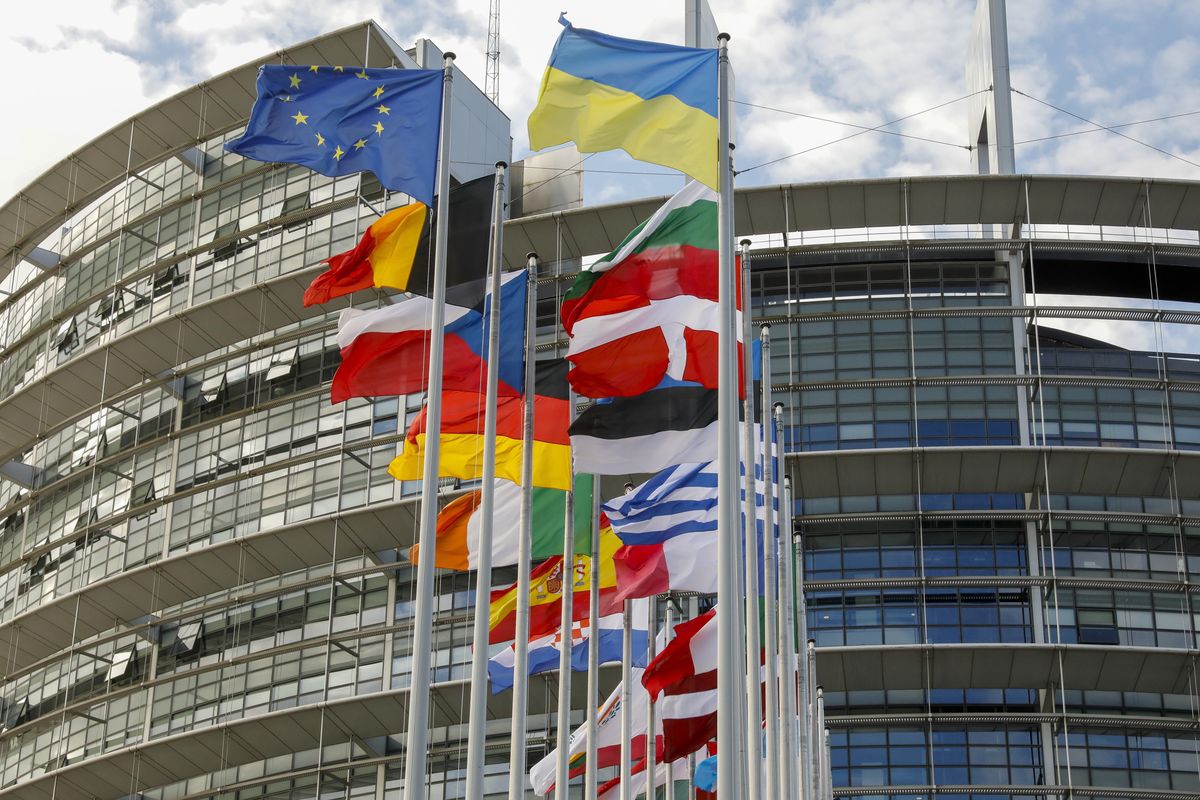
left=484, top=0, right=500, bottom=103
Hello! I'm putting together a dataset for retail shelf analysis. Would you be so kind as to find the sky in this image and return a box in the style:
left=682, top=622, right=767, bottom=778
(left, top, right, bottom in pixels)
left=2, top=0, right=1198, bottom=207
left=1, top=0, right=1198, bottom=348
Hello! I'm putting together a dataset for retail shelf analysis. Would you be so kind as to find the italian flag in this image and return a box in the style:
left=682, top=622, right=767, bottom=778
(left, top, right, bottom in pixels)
left=560, top=180, right=739, bottom=399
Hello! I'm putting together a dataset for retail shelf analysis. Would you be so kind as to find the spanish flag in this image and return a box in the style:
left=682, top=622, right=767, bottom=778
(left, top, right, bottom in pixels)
left=408, top=476, right=594, bottom=571
left=488, top=524, right=623, bottom=644
left=527, top=15, right=719, bottom=189
left=303, top=174, right=493, bottom=306
left=387, top=359, right=572, bottom=490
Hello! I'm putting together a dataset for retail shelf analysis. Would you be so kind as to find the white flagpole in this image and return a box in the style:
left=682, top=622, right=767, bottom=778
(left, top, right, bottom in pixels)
left=644, top=595, right=657, bottom=799
left=553, top=390, right=578, bottom=800
left=506, top=252, right=539, bottom=800
left=662, top=599, right=676, bottom=796
left=402, top=51, right=455, bottom=800
left=715, top=30, right=747, bottom=800
left=760, top=325, right=782, bottom=800
left=823, top=727, right=833, bottom=800
left=807, top=639, right=818, bottom=800
left=620, top=600, right=634, bottom=800
left=776, top=422, right=801, bottom=800
left=585, top=473, right=602, bottom=797
left=463, top=161, right=509, bottom=799
left=738, top=239, right=763, bottom=800
left=815, top=686, right=828, bottom=800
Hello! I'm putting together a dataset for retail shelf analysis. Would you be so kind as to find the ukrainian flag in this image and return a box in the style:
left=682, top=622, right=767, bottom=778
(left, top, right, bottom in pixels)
left=528, top=15, right=719, bottom=189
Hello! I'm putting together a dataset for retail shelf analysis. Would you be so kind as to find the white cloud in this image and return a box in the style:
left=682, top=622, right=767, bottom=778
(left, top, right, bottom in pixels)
left=1, top=0, right=1197, bottom=209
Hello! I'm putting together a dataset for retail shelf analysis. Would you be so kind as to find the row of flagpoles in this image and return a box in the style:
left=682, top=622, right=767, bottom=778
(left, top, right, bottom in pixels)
left=221, top=12, right=846, bottom=800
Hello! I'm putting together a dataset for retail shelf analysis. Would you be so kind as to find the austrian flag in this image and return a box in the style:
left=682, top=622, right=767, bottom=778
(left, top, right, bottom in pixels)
left=561, top=180, right=740, bottom=399
left=642, top=607, right=720, bottom=763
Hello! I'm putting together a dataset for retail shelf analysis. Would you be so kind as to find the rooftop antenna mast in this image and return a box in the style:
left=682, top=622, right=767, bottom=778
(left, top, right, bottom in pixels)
left=485, top=0, right=500, bottom=103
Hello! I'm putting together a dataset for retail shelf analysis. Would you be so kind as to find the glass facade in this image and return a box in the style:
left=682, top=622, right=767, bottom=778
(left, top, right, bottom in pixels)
left=2, top=33, right=1200, bottom=800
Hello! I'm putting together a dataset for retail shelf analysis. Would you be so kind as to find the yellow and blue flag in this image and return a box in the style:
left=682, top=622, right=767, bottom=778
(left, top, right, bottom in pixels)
left=528, top=15, right=718, bottom=188
left=226, top=65, right=442, bottom=205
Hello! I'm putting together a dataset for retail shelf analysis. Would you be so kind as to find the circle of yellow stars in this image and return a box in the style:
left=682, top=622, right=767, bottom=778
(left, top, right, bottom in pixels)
left=281, top=66, right=392, bottom=163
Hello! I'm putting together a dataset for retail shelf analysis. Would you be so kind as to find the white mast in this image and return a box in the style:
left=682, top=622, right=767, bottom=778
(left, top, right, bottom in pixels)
left=462, top=161, right=508, bottom=799
left=401, top=51, right=456, bottom=800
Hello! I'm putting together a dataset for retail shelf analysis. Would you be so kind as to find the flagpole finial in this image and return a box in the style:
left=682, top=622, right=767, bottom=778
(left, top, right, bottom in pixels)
left=527, top=251, right=539, bottom=262
left=740, top=238, right=752, bottom=247
left=495, top=160, right=508, bottom=169
left=443, top=51, right=456, bottom=61
left=761, top=322, right=771, bottom=335
left=718, top=32, right=731, bottom=44
left=774, top=401, right=784, bottom=415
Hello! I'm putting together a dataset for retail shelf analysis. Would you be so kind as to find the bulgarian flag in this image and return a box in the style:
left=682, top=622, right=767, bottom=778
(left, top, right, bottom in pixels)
left=560, top=180, right=739, bottom=399
left=407, top=476, right=593, bottom=570
left=488, top=525, right=622, bottom=644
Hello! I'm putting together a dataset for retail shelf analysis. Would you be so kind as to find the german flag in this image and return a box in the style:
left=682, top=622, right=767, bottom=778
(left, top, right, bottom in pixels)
left=387, top=359, right=572, bottom=490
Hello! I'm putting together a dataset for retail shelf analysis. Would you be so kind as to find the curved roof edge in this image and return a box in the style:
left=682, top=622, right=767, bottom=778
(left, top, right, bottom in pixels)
left=502, top=173, right=1200, bottom=265
left=0, top=20, right=412, bottom=284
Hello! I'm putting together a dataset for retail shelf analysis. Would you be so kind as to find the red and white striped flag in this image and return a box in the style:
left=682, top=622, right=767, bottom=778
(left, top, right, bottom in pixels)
left=642, top=607, right=720, bottom=762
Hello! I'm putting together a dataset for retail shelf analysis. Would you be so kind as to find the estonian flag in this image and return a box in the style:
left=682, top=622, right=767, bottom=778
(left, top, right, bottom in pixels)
left=568, top=382, right=719, bottom=476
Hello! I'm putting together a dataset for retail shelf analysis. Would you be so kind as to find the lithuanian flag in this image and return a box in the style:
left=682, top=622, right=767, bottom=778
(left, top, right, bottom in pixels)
left=408, top=476, right=594, bottom=571
left=488, top=525, right=622, bottom=644
left=387, top=359, right=572, bottom=491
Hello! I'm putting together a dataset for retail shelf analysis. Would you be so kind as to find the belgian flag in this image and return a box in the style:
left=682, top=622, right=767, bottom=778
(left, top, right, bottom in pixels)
left=303, top=174, right=493, bottom=306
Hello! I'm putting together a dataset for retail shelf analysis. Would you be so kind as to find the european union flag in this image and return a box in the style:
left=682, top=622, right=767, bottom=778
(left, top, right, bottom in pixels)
left=226, top=65, right=442, bottom=205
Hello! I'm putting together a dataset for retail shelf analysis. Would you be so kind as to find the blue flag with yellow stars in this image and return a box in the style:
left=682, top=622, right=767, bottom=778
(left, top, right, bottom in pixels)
left=226, top=65, right=442, bottom=205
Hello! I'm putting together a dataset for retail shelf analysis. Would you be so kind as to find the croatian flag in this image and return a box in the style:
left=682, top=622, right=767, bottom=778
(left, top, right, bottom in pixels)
left=488, top=599, right=649, bottom=693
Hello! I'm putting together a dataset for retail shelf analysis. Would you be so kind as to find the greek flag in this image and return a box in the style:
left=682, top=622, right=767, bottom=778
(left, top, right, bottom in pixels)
left=602, top=426, right=779, bottom=601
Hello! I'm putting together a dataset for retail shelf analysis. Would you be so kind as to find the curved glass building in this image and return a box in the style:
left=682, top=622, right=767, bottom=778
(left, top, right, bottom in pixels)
left=3, top=16, right=1200, bottom=800
left=520, top=178, right=1200, bottom=799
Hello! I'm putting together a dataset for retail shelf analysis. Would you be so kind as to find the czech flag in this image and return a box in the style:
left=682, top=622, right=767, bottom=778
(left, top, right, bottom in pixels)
left=330, top=268, right=526, bottom=403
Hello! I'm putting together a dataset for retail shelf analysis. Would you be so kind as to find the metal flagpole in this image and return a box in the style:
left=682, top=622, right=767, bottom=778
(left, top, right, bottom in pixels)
left=619, top=481, right=637, bottom=800
left=553, top=389, right=578, bottom=800
left=760, top=325, right=781, bottom=800
left=402, top=51, right=456, bottom=800
left=815, top=686, right=827, bottom=800
left=644, top=595, right=657, bottom=800
left=463, top=161, right=509, bottom=800
left=715, top=30, right=746, bottom=800
left=807, top=642, right=818, bottom=800
left=584, top=473, right=603, bottom=797
left=738, top=239, right=763, bottom=800
left=775, top=422, right=801, bottom=800
left=823, top=728, right=833, bottom=800
left=507, top=253, right=540, bottom=800
left=620, top=600, right=634, bottom=800
left=663, top=599, right=676, bottom=797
